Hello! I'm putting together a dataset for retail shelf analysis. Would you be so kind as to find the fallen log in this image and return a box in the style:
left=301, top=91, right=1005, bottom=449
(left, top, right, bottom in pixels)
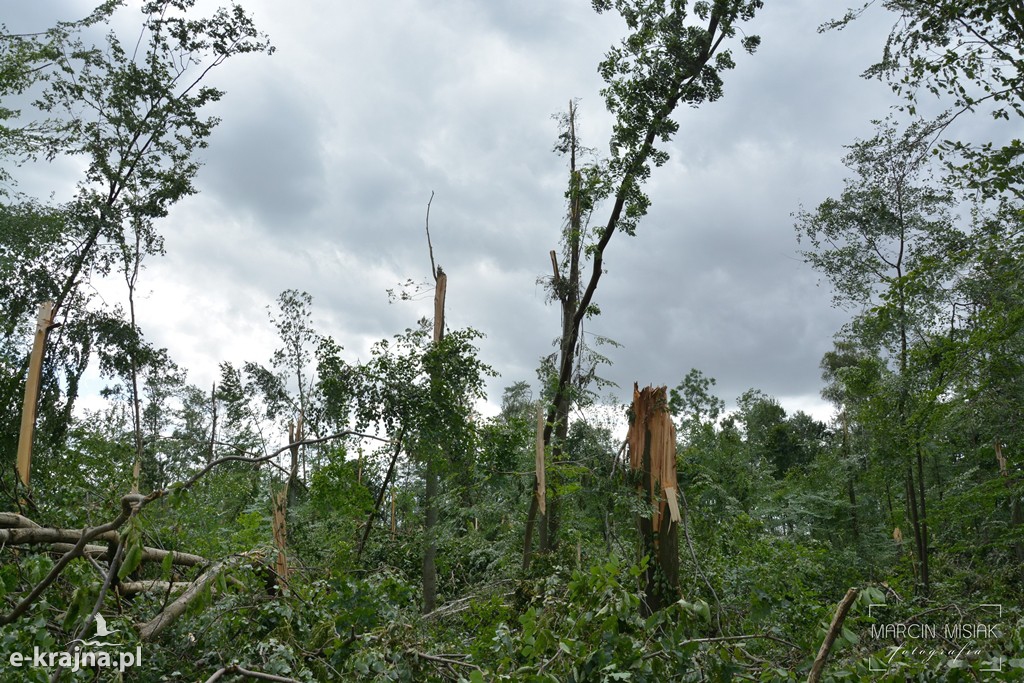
left=138, top=558, right=229, bottom=641
left=117, top=580, right=190, bottom=596
left=137, top=552, right=263, bottom=641
left=0, top=528, right=206, bottom=567
left=0, top=512, right=40, bottom=528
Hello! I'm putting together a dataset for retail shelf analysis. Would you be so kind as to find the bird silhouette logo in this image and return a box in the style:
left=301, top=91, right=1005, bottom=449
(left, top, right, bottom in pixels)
left=94, top=614, right=118, bottom=639
left=69, top=613, right=119, bottom=649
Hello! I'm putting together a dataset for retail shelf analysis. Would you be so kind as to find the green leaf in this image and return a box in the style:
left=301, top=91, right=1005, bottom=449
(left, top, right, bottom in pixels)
left=160, top=551, right=174, bottom=579
left=118, top=542, right=144, bottom=580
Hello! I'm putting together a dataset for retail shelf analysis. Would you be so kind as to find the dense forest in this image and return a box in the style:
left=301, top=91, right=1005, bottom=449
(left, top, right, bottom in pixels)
left=1, top=1, right=1022, bottom=681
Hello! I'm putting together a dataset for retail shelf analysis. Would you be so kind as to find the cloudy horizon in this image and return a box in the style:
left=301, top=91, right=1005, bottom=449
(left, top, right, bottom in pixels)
left=7, top=1, right=941, bottom=432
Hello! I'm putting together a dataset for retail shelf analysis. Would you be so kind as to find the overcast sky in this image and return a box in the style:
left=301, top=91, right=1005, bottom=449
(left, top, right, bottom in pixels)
left=8, top=1, right=911, bottom=426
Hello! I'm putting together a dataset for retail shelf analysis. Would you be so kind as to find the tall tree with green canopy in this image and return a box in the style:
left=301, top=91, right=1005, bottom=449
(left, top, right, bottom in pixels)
left=522, top=0, right=764, bottom=570
left=795, top=118, right=968, bottom=594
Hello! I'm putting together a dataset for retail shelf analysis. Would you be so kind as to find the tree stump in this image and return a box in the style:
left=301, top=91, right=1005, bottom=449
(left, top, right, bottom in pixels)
left=628, top=384, right=680, bottom=615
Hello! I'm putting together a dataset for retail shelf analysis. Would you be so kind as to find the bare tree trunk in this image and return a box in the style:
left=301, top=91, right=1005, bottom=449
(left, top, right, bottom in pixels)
left=422, top=460, right=439, bottom=613
left=905, top=467, right=924, bottom=592
left=807, top=587, right=859, bottom=683
left=421, top=197, right=446, bottom=613
left=915, top=442, right=929, bottom=594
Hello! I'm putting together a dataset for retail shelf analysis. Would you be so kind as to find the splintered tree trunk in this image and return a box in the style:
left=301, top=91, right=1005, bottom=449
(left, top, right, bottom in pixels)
left=628, top=384, right=680, bottom=616
left=422, top=265, right=446, bottom=614
left=16, top=301, right=55, bottom=494
left=287, top=415, right=303, bottom=507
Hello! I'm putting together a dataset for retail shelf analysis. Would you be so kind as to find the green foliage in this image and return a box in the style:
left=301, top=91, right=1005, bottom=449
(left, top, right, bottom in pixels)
left=829, top=0, right=1024, bottom=195
left=0, top=0, right=273, bottom=495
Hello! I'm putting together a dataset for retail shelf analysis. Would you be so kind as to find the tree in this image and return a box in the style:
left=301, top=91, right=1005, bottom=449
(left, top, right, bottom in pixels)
left=0, top=1, right=273, bottom=492
left=796, top=118, right=968, bottom=594
left=828, top=0, right=1024, bottom=196
left=523, top=0, right=764, bottom=570
left=324, top=322, right=492, bottom=608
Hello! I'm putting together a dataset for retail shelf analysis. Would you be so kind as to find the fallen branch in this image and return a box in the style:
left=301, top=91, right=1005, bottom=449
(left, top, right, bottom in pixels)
left=0, top=527, right=207, bottom=567
left=51, top=534, right=131, bottom=683
left=642, top=632, right=801, bottom=661
left=408, top=649, right=482, bottom=672
left=1, top=430, right=363, bottom=632
left=0, top=512, right=40, bottom=528
left=0, top=493, right=143, bottom=626
left=138, top=556, right=236, bottom=641
left=807, top=587, right=859, bottom=683
left=116, top=580, right=190, bottom=596
left=203, top=664, right=301, bottom=683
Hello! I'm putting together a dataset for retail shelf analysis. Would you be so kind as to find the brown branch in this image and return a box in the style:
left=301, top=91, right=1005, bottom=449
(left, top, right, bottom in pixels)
left=0, top=493, right=143, bottom=626
left=138, top=554, right=248, bottom=641
left=425, top=191, right=438, bottom=280
left=807, top=587, right=860, bottom=683
left=203, top=665, right=301, bottom=683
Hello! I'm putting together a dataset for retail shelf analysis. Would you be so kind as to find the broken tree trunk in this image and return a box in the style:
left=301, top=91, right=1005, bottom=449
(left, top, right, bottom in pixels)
left=628, top=384, right=681, bottom=616
left=422, top=264, right=446, bottom=614
left=16, top=301, right=55, bottom=494
left=535, top=404, right=546, bottom=517
left=287, top=415, right=303, bottom=507
left=421, top=192, right=446, bottom=615
left=0, top=524, right=206, bottom=567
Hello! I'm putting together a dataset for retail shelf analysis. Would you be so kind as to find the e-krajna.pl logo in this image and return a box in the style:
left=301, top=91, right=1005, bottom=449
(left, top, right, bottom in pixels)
left=8, top=613, right=141, bottom=673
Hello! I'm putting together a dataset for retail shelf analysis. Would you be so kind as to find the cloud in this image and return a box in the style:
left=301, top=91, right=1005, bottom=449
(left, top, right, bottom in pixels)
left=8, top=0, right=913, bottom=431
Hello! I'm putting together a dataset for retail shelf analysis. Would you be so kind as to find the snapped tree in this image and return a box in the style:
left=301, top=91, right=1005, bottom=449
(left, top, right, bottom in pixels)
left=0, top=0, right=273, bottom=496
left=523, top=0, right=763, bottom=569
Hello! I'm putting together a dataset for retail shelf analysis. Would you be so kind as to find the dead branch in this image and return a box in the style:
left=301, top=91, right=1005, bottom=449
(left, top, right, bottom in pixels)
left=425, top=191, right=437, bottom=280
left=138, top=555, right=240, bottom=641
left=807, top=587, right=859, bottom=683
left=408, top=649, right=482, bottom=672
left=116, top=580, right=190, bottom=595
left=0, top=493, right=143, bottom=626
left=642, top=633, right=801, bottom=662
left=203, top=664, right=301, bottom=683
left=0, top=527, right=207, bottom=567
